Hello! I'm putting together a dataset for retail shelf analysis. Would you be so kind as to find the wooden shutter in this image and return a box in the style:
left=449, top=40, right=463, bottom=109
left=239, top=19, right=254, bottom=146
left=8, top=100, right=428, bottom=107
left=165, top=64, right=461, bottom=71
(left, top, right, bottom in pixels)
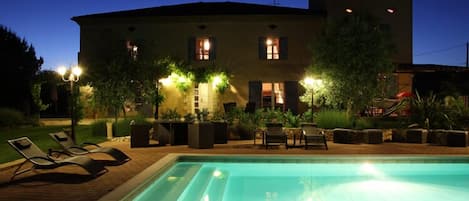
left=209, top=37, right=216, bottom=60
left=258, top=37, right=267, bottom=60
left=279, top=37, right=288, bottom=60
left=284, top=81, right=299, bottom=114
left=188, top=37, right=195, bottom=61
left=248, top=80, right=262, bottom=109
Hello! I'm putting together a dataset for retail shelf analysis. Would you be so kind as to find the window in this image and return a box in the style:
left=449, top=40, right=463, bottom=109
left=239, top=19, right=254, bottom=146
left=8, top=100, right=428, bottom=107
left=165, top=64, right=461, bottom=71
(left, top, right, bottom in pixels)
left=259, top=37, right=287, bottom=60
left=266, top=38, right=279, bottom=60
left=262, top=82, right=285, bottom=110
left=126, top=41, right=138, bottom=60
left=196, top=37, right=210, bottom=60
left=189, top=37, right=216, bottom=61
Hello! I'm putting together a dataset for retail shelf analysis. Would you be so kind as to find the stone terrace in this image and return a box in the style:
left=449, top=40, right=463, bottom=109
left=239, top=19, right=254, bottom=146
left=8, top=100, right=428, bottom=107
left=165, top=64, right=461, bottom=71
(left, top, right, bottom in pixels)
left=1, top=140, right=469, bottom=201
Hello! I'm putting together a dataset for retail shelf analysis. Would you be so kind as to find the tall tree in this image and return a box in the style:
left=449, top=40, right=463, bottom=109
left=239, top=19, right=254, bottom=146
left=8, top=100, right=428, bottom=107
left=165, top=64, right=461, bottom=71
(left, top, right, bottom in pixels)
left=136, top=57, right=181, bottom=119
left=310, top=12, right=395, bottom=116
left=0, top=25, right=43, bottom=117
left=89, top=57, right=136, bottom=124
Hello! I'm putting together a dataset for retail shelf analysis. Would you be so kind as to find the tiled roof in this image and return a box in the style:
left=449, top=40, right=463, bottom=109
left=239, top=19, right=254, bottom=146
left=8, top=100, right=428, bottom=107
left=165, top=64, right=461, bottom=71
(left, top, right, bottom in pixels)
left=72, top=2, right=320, bottom=22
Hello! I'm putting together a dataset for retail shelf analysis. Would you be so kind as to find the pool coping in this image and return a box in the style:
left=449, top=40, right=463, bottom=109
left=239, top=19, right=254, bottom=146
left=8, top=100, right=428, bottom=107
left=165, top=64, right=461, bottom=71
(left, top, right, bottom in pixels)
left=99, top=154, right=469, bottom=201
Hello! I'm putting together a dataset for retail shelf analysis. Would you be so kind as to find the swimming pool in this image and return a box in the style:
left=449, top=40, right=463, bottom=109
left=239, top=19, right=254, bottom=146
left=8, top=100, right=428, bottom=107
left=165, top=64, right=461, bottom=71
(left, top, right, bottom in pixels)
left=102, top=155, right=469, bottom=201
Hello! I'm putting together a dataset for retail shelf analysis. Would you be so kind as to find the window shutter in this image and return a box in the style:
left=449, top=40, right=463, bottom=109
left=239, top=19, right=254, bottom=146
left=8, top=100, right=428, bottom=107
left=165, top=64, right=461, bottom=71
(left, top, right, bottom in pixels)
left=284, top=81, right=299, bottom=114
left=248, top=80, right=262, bottom=109
left=209, top=37, right=216, bottom=60
left=258, top=37, right=267, bottom=60
left=279, top=37, right=288, bottom=60
left=188, top=37, right=195, bottom=61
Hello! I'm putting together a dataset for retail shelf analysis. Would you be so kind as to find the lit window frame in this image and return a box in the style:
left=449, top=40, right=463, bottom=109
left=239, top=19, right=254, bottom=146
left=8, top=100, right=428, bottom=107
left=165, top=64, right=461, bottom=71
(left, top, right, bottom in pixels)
left=196, top=37, right=210, bottom=61
left=266, top=37, right=280, bottom=60
left=126, top=41, right=138, bottom=60
left=262, top=82, right=285, bottom=110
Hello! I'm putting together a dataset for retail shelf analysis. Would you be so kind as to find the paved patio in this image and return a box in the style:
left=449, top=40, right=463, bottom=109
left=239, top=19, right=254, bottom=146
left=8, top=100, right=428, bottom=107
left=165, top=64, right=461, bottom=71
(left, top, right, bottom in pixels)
left=1, top=139, right=469, bottom=201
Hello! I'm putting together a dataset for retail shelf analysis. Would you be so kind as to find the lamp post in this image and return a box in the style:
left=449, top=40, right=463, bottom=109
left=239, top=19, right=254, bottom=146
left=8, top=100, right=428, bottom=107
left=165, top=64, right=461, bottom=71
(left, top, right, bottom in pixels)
left=57, top=65, right=82, bottom=142
left=303, top=77, right=322, bottom=123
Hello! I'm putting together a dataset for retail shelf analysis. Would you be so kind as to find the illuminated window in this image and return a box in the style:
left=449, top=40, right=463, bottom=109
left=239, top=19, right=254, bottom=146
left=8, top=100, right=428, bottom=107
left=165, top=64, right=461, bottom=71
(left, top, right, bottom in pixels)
left=196, top=37, right=210, bottom=61
left=259, top=37, right=287, bottom=60
left=266, top=38, right=280, bottom=60
left=126, top=41, right=138, bottom=60
left=262, top=82, right=285, bottom=110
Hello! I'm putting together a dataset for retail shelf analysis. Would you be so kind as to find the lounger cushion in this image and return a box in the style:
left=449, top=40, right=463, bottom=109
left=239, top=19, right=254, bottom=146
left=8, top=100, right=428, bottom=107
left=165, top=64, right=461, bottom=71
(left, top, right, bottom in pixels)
left=14, top=139, right=31, bottom=150
left=54, top=132, right=69, bottom=141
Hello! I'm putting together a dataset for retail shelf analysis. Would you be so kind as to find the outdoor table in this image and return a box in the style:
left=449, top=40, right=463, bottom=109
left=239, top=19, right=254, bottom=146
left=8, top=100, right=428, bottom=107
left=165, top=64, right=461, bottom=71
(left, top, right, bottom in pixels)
left=284, top=128, right=303, bottom=148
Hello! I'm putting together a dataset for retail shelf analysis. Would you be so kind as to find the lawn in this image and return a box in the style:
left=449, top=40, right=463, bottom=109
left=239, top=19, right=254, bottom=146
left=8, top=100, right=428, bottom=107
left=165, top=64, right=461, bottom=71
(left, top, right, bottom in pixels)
left=0, top=125, right=107, bottom=164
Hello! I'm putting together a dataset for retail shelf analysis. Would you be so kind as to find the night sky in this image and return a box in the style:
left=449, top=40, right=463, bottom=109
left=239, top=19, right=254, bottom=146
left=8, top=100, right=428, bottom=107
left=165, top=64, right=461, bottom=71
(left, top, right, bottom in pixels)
left=1, top=0, right=468, bottom=70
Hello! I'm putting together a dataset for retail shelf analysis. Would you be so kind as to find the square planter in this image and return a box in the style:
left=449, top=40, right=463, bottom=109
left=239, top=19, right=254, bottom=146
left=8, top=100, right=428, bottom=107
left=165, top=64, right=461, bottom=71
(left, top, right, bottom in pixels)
left=188, top=122, right=214, bottom=149
left=428, top=129, right=447, bottom=145
left=171, top=122, right=190, bottom=145
left=212, top=121, right=228, bottom=144
left=391, top=129, right=406, bottom=142
left=130, top=124, right=151, bottom=148
left=363, top=129, right=383, bottom=144
left=446, top=130, right=468, bottom=147
left=406, top=129, right=427, bottom=143
left=154, top=121, right=190, bottom=145
left=333, top=128, right=363, bottom=144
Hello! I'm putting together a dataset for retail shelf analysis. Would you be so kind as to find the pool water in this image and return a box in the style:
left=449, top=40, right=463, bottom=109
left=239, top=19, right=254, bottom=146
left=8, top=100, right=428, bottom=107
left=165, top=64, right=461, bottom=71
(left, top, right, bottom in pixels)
left=132, top=158, right=469, bottom=201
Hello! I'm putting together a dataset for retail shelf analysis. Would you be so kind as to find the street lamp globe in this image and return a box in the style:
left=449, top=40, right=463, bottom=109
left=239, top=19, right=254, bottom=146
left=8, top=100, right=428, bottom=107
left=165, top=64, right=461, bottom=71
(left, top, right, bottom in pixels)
left=57, top=66, right=67, bottom=76
left=72, top=66, right=82, bottom=77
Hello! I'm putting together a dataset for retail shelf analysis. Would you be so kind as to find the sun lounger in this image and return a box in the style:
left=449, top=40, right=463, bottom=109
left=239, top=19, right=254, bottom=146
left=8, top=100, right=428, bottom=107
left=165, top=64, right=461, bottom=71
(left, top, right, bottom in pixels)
left=7, top=137, right=107, bottom=181
left=49, top=132, right=130, bottom=164
left=301, top=123, right=328, bottom=150
left=264, top=123, right=288, bottom=149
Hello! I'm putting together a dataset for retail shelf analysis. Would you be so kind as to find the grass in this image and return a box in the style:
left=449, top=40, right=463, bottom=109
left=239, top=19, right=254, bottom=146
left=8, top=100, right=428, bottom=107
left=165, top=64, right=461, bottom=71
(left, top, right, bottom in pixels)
left=0, top=125, right=107, bottom=164
left=315, top=110, right=352, bottom=129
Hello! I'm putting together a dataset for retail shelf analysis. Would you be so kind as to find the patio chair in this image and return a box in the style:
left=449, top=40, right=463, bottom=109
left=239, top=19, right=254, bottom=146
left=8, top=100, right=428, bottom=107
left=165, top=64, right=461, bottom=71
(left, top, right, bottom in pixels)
left=301, top=123, right=328, bottom=150
left=7, top=137, right=107, bottom=181
left=49, top=132, right=130, bottom=164
left=264, top=123, right=288, bottom=149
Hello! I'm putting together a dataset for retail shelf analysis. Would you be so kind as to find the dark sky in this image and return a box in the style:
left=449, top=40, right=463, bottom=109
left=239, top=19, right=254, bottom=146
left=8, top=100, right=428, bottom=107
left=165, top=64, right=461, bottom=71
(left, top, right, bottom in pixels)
left=1, top=0, right=468, bottom=70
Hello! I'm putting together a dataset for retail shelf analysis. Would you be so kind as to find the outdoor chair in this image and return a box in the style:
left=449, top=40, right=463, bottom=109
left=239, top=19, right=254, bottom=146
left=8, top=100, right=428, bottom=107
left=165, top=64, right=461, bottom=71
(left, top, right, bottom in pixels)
left=264, top=123, right=288, bottom=149
left=49, top=132, right=130, bottom=164
left=7, top=137, right=107, bottom=181
left=301, top=123, right=328, bottom=150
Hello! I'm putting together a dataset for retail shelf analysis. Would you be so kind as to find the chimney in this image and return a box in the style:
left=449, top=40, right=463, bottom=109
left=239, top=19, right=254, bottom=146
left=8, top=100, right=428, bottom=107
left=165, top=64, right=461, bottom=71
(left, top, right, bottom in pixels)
left=308, top=0, right=326, bottom=11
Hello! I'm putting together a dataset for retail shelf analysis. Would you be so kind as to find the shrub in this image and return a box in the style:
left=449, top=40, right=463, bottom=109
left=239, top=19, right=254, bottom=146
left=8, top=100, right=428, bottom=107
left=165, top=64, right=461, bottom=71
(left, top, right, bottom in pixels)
left=315, top=110, right=352, bottom=129
left=91, top=120, right=107, bottom=136
left=354, top=118, right=374, bottom=129
left=300, top=110, right=313, bottom=123
left=224, top=107, right=243, bottom=125
left=368, top=117, right=408, bottom=129
left=284, top=110, right=300, bottom=128
left=262, top=108, right=284, bottom=123
left=113, top=116, right=152, bottom=137
left=160, top=108, right=181, bottom=120
left=409, top=92, right=443, bottom=129
left=0, top=108, right=24, bottom=127
left=112, top=119, right=132, bottom=137
left=237, top=112, right=257, bottom=140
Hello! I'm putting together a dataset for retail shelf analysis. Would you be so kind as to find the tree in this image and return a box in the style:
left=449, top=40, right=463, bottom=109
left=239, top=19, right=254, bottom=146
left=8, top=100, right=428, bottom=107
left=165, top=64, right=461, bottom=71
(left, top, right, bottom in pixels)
left=136, top=57, right=181, bottom=119
left=89, top=58, right=135, bottom=124
left=0, top=25, right=43, bottom=117
left=310, top=12, right=395, bottom=116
